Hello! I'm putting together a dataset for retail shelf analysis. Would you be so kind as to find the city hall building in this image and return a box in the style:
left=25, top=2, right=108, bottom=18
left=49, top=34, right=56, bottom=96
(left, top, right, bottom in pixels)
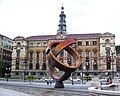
left=11, top=6, right=116, bottom=79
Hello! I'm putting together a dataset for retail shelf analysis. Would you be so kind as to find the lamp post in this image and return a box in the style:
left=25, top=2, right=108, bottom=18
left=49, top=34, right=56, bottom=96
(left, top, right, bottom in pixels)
left=71, top=72, right=74, bottom=85
left=86, top=62, right=89, bottom=81
left=111, top=51, right=115, bottom=79
left=23, top=58, right=27, bottom=82
left=81, top=59, right=85, bottom=84
left=5, top=67, right=11, bottom=82
left=100, top=54, right=103, bottom=78
left=81, top=63, right=83, bottom=84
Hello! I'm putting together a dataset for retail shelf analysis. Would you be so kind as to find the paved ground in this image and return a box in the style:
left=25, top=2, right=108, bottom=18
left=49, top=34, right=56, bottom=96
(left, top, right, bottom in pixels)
left=0, top=80, right=91, bottom=96
left=0, top=87, right=32, bottom=96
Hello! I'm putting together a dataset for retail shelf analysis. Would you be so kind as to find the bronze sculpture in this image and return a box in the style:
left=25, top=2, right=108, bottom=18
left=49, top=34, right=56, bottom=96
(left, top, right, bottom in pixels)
left=46, top=39, right=81, bottom=88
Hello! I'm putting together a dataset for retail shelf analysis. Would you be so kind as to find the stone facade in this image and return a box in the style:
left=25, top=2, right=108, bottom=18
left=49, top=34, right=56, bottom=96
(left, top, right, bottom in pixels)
left=11, top=32, right=116, bottom=78
left=100, top=32, right=116, bottom=75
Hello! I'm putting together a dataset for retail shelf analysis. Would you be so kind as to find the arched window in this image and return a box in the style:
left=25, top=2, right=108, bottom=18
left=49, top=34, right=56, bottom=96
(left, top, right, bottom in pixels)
left=36, top=63, right=39, bottom=70
left=105, top=39, right=110, bottom=43
left=29, top=63, right=33, bottom=70
left=42, top=63, right=46, bottom=70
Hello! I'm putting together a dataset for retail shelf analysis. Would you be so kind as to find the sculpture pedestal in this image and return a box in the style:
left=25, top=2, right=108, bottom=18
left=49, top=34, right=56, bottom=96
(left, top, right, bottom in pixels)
left=54, top=81, right=64, bottom=88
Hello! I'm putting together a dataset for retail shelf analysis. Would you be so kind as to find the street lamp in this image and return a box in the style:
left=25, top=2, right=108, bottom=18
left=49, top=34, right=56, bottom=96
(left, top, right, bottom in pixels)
left=71, top=72, right=74, bottom=85
left=111, top=51, right=116, bottom=79
left=86, top=62, right=89, bottom=81
left=81, top=63, right=83, bottom=84
left=81, top=59, right=85, bottom=84
left=100, top=54, right=103, bottom=78
left=23, top=58, right=27, bottom=81
left=5, top=67, right=11, bottom=82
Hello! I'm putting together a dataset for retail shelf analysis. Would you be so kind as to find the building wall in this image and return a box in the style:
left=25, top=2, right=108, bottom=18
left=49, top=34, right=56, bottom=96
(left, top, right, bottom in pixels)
left=27, top=40, right=48, bottom=70
left=100, top=32, right=116, bottom=74
left=0, top=34, right=13, bottom=77
left=11, top=32, right=116, bottom=78
left=12, top=36, right=27, bottom=76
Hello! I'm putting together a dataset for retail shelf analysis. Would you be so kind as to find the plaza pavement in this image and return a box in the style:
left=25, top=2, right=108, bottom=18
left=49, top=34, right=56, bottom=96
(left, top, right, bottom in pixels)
left=0, top=80, right=91, bottom=96
left=0, top=87, right=32, bottom=96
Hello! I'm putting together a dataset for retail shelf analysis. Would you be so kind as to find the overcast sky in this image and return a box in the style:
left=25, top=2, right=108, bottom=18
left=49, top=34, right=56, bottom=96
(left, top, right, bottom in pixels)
left=0, top=0, right=120, bottom=45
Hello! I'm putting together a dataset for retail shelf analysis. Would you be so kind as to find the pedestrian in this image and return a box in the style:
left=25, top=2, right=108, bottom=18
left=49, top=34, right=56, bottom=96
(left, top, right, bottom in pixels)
left=47, top=80, right=49, bottom=85
left=106, top=77, right=112, bottom=85
left=50, top=80, right=52, bottom=84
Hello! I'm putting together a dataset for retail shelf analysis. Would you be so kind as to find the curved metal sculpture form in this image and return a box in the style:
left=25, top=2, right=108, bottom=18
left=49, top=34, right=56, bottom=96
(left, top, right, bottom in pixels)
left=46, top=39, right=82, bottom=88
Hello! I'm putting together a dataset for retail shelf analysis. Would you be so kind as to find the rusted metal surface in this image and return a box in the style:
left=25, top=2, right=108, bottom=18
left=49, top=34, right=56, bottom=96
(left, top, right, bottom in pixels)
left=46, top=39, right=81, bottom=82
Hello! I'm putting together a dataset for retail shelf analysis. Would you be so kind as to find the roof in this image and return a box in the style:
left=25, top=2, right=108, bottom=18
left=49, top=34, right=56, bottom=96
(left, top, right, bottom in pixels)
left=0, top=34, right=13, bottom=41
left=68, top=33, right=101, bottom=39
left=26, top=35, right=56, bottom=41
left=26, top=33, right=102, bottom=41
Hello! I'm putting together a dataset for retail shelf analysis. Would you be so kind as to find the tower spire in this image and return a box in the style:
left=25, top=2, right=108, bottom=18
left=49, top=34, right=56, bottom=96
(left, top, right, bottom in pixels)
left=57, top=5, right=67, bottom=35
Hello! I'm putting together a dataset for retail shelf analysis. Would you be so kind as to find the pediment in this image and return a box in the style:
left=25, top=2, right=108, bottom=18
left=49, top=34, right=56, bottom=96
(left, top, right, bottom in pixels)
left=103, top=32, right=113, bottom=35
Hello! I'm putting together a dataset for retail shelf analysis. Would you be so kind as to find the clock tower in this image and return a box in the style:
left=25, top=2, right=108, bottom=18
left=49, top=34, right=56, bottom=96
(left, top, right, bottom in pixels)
left=57, top=5, right=67, bottom=35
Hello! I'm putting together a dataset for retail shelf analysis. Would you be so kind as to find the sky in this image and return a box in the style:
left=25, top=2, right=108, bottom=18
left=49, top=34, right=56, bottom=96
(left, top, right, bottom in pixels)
left=0, top=0, right=120, bottom=45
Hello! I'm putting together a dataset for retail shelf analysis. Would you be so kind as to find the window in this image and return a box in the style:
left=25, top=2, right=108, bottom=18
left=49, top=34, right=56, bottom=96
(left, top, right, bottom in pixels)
left=93, top=63, right=97, bottom=70
left=105, top=47, right=110, bottom=56
left=42, top=63, right=46, bottom=70
left=17, top=42, right=21, bottom=46
left=37, top=43, right=40, bottom=47
left=16, top=63, right=19, bottom=69
left=93, top=41, right=97, bottom=45
left=93, top=50, right=97, bottom=57
left=36, top=63, right=39, bottom=70
left=43, top=51, right=46, bottom=62
left=78, top=50, right=82, bottom=57
left=43, top=42, right=47, bottom=46
left=86, top=50, right=89, bottom=57
left=29, top=63, right=33, bottom=70
left=86, top=62, right=89, bottom=70
left=86, top=41, right=89, bottom=46
left=30, top=43, right=34, bottom=47
left=30, top=52, right=33, bottom=59
left=105, top=39, right=110, bottom=43
left=16, top=50, right=20, bottom=58
left=78, top=41, right=82, bottom=46
left=107, top=62, right=111, bottom=70
left=36, top=52, right=40, bottom=58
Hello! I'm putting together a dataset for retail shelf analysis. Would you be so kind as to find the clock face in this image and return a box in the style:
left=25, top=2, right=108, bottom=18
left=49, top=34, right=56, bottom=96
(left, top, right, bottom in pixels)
left=56, top=34, right=66, bottom=39
left=60, top=34, right=63, bottom=38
